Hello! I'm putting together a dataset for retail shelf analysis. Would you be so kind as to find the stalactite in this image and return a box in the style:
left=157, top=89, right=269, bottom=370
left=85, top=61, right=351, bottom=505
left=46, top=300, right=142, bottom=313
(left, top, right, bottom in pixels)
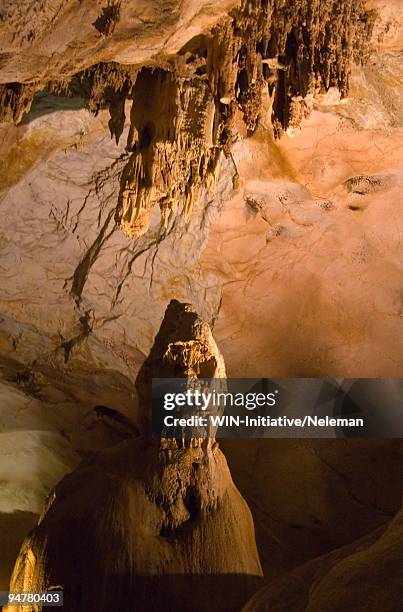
left=115, top=68, right=222, bottom=236
left=0, top=82, right=39, bottom=123
left=0, top=1, right=376, bottom=235
left=113, top=0, right=376, bottom=237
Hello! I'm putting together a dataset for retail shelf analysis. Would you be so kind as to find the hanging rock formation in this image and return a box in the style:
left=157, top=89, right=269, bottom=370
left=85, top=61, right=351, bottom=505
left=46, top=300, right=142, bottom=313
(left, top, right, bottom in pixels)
left=0, top=1, right=376, bottom=236
left=0, top=0, right=402, bottom=608
left=7, top=301, right=263, bottom=612
left=115, top=67, right=222, bottom=236
left=96, top=0, right=377, bottom=236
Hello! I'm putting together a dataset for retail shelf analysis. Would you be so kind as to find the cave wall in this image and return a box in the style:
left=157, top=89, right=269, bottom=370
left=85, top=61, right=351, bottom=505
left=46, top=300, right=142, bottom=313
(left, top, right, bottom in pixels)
left=0, top=0, right=402, bottom=606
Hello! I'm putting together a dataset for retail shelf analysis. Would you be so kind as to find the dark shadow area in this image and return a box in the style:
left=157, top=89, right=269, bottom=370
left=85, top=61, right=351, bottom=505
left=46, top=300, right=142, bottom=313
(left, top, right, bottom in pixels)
left=21, top=93, right=86, bottom=125
left=179, top=34, right=208, bottom=58
left=222, top=437, right=403, bottom=580
left=93, top=1, right=121, bottom=37
left=45, top=573, right=264, bottom=612
left=0, top=510, right=38, bottom=589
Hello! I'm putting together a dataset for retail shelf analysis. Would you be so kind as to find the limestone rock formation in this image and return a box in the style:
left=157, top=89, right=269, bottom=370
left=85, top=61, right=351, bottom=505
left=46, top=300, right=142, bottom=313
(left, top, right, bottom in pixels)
left=242, top=498, right=403, bottom=612
left=136, top=298, right=226, bottom=436
left=222, top=438, right=403, bottom=577
left=115, top=67, right=222, bottom=236
left=7, top=301, right=263, bottom=612
left=0, top=1, right=376, bottom=236
left=0, top=0, right=402, bottom=608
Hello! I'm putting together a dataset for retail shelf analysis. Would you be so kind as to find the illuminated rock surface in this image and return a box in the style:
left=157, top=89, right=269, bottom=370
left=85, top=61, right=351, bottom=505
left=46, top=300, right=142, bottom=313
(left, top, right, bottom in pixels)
left=8, top=301, right=263, bottom=612
left=243, top=499, right=403, bottom=612
left=0, top=0, right=402, bottom=607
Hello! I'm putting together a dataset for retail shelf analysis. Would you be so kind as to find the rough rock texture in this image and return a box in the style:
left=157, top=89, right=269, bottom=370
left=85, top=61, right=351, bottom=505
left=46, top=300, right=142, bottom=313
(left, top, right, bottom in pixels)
left=202, top=117, right=403, bottom=377
left=115, top=67, right=222, bottom=237
left=136, top=298, right=226, bottom=436
left=8, top=441, right=263, bottom=612
left=222, top=438, right=403, bottom=578
left=0, top=100, right=230, bottom=590
left=242, top=498, right=403, bottom=612
left=0, top=1, right=238, bottom=82
left=0, top=379, right=80, bottom=590
left=0, top=1, right=376, bottom=236
left=7, top=302, right=262, bottom=612
left=0, top=0, right=402, bottom=604
left=204, top=37, right=403, bottom=566
left=0, top=82, right=40, bottom=123
left=0, top=0, right=376, bottom=126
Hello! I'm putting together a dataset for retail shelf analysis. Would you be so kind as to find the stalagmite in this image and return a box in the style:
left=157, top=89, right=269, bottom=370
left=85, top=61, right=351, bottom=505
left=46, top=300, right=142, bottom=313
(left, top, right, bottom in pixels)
left=7, top=300, right=263, bottom=612
left=0, top=1, right=402, bottom=609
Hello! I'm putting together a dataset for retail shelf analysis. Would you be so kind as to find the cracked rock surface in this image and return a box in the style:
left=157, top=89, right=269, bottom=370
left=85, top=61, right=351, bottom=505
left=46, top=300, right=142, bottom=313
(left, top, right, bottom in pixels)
left=243, top=496, right=403, bottom=612
left=8, top=301, right=263, bottom=612
left=0, top=0, right=402, bottom=607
